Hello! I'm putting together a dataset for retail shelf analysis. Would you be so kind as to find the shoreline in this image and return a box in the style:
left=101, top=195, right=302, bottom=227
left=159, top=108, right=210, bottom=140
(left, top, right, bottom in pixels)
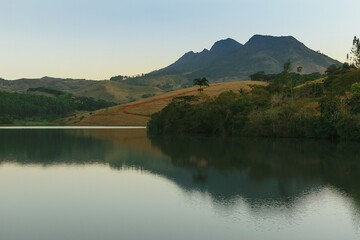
left=0, top=126, right=147, bottom=129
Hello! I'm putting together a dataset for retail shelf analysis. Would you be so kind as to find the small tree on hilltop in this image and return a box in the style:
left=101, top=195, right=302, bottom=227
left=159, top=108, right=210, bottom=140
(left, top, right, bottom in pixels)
left=193, top=77, right=209, bottom=92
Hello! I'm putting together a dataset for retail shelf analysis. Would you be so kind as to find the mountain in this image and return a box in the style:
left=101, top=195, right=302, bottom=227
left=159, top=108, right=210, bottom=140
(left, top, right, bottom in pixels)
left=157, top=38, right=243, bottom=74
left=153, top=35, right=342, bottom=80
left=0, top=35, right=342, bottom=103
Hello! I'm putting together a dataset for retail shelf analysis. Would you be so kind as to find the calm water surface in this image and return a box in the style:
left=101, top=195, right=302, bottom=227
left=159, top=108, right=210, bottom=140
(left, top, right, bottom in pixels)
left=0, top=129, right=359, bottom=240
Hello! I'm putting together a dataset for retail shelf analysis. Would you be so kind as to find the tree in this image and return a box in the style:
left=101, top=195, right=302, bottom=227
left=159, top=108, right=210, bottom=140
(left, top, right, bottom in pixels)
left=348, top=36, right=360, bottom=68
left=193, top=77, right=209, bottom=92
left=283, top=59, right=292, bottom=73
left=282, top=60, right=294, bottom=99
left=325, top=64, right=341, bottom=77
left=250, top=71, right=266, bottom=81
left=110, top=75, right=124, bottom=81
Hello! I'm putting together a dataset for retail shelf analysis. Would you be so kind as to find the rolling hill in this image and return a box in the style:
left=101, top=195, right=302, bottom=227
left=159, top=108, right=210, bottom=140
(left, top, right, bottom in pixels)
left=62, top=81, right=267, bottom=126
left=0, top=77, right=169, bottom=104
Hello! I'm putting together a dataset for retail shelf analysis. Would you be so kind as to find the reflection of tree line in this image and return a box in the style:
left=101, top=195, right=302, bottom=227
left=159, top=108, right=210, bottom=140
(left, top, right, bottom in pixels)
left=1, top=129, right=360, bottom=208
left=149, top=135, right=360, bottom=204
left=0, top=129, right=172, bottom=171
left=0, top=130, right=109, bottom=165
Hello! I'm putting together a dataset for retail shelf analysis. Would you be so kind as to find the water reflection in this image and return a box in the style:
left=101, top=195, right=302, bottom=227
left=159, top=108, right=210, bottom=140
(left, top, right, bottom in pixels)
left=0, top=129, right=360, bottom=211
left=1, top=129, right=360, bottom=239
left=150, top=136, right=360, bottom=204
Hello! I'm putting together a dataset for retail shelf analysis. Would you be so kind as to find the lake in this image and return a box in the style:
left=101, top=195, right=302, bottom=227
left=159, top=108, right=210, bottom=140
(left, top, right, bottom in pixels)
left=0, top=128, right=359, bottom=240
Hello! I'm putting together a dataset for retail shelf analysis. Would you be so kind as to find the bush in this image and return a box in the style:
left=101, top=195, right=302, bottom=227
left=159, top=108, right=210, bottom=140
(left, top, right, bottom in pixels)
left=0, top=115, right=14, bottom=124
left=349, top=94, right=360, bottom=114
left=351, top=82, right=360, bottom=95
left=141, top=93, right=155, bottom=98
left=336, top=116, right=360, bottom=140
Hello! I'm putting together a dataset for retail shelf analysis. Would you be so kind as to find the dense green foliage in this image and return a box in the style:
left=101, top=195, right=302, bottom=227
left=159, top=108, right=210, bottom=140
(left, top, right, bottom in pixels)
left=250, top=71, right=322, bottom=84
left=148, top=69, right=360, bottom=140
left=0, top=90, right=116, bottom=124
left=72, top=96, right=116, bottom=111
left=28, top=87, right=66, bottom=96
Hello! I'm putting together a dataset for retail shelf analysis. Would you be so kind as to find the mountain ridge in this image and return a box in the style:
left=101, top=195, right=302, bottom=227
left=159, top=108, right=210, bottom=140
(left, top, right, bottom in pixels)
left=154, top=34, right=341, bottom=80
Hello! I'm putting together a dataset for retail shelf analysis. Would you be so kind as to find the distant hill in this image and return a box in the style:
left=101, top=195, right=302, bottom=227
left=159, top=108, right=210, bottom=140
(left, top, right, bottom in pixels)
left=0, top=77, right=168, bottom=104
left=0, top=77, right=95, bottom=92
left=152, top=35, right=341, bottom=80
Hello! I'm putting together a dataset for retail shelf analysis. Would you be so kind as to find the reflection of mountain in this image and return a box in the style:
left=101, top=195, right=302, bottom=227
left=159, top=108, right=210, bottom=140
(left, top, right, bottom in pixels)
left=0, top=129, right=359, bottom=209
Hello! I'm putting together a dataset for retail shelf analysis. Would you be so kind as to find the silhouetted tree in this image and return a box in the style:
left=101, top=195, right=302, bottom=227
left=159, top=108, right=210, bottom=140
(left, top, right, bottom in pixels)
left=193, top=78, right=209, bottom=92
left=110, top=75, right=124, bottom=81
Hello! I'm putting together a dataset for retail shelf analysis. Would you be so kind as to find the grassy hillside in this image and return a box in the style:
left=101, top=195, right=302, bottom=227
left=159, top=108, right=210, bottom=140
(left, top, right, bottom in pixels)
left=148, top=69, right=360, bottom=140
left=0, top=77, right=97, bottom=92
left=0, top=74, right=190, bottom=104
left=62, top=81, right=267, bottom=126
left=68, top=81, right=163, bottom=103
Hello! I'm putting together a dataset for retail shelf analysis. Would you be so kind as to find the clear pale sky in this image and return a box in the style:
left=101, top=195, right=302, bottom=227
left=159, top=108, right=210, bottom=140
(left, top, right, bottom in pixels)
left=0, top=0, right=359, bottom=80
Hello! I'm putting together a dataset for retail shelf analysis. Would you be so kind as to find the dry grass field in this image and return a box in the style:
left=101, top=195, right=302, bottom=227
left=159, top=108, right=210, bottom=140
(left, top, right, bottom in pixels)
left=63, top=81, right=267, bottom=126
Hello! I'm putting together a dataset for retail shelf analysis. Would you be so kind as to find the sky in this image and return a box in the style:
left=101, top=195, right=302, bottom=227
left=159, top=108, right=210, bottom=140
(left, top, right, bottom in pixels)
left=0, top=0, right=359, bottom=80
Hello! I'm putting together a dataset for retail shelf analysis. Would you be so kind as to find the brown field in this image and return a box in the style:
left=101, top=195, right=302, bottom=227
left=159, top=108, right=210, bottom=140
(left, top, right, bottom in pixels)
left=63, top=81, right=267, bottom=126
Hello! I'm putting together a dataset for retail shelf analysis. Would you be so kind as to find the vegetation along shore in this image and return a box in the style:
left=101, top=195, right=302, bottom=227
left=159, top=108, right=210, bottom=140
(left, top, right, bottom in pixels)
left=148, top=61, right=360, bottom=140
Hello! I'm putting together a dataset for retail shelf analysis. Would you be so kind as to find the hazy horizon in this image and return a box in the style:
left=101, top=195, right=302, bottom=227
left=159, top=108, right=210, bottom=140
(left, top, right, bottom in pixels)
left=1, top=0, right=359, bottom=80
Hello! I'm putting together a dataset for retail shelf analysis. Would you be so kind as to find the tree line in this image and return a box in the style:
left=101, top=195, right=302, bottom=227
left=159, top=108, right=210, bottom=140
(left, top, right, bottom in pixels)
left=0, top=90, right=116, bottom=124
